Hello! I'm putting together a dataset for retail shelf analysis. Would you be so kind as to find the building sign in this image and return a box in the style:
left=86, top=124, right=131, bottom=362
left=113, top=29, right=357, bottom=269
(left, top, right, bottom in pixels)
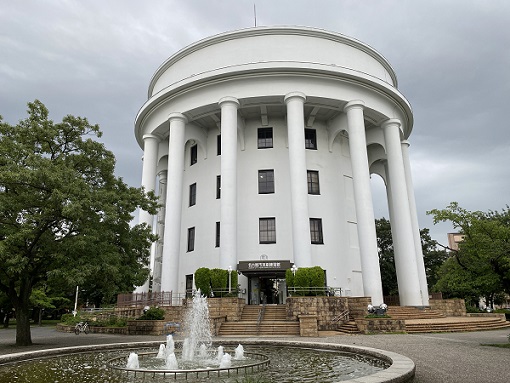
left=237, top=260, right=292, bottom=273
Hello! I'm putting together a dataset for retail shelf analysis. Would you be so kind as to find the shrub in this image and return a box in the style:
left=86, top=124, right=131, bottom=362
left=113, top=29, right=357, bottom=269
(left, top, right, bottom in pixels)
left=60, top=313, right=82, bottom=325
left=195, top=267, right=211, bottom=296
left=210, top=268, right=227, bottom=293
left=138, top=307, right=165, bottom=320
left=286, top=266, right=326, bottom=296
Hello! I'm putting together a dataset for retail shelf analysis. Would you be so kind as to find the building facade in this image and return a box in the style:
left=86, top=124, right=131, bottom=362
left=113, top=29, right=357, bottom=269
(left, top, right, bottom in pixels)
left=134, top=27, right=429, bottom=306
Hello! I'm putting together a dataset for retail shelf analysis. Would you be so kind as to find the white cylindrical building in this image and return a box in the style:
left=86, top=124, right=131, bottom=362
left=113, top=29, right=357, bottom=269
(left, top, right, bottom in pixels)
left=134, top=27, right=428, bottom=306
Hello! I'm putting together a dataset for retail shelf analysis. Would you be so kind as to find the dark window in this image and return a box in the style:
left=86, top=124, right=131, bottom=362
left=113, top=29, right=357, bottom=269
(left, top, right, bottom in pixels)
left=190, top=144, right=198, bottom=165
left=187, top=227, right=195, bottom=252
left=310, top=218, right=323, bottom=244
left=259, top=217, right=276, bottom=244
left=215, top=221, right=220, bottom=248
left=217, top=135, right=221, bottom=155
left=189, top=183, right=197, bottom=206
left=216, top=175, right=221, bottom=199
left=258, top=169, right=274, bottom=194
left=305, top=129, right=317, bottom=150
left=307, top=170, right=320, bottom=195
left=258, top=127, right=273, bottom=149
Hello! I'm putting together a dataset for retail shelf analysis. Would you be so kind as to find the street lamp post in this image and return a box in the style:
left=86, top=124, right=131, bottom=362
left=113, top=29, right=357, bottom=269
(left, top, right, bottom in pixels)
left=291, top=264, right=298, bottom=293
left=73, top=285, right=79, bottom=317
left=227, top=266, right=232, bottom=294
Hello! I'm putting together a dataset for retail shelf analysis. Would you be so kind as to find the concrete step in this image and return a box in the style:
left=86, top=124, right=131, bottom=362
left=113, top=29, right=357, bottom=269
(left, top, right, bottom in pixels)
left=386, top=306, right=445, bottom=320
left=336, top=321, right=360, bottom=334
left=405, top=317, right=510, bottom=333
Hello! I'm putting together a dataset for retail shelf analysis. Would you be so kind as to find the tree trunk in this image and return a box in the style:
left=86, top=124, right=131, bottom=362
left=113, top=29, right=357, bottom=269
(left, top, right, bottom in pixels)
left=15, top=296, right=32, bottom=346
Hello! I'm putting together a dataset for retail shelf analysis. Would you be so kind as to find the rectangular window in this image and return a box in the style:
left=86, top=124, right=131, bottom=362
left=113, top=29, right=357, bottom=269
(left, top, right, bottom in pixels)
left=187, top=227, right=195, bottom=252
left=189, top=183, right=197, bottom=206
left=216, top=175, right=221, bottom=199
left=259, top=217, right=276, bottom=244
left=190, top=144, right=198, bottom=165
left=217, top=134, right=221, bottom=155
left=258, top=127, right=273, bottom=149
left=310, top=218, right=324, bottom=244
left=307, top=170, right=320, bottom=195
left=215, top=221, right=220, bottom=248
left=258, top=169, right=275, bottom=194
left=305, top=129, right=317, bottom=150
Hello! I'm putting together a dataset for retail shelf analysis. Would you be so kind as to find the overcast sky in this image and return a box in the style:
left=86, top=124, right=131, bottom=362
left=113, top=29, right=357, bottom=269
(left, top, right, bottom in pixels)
left=1, top=0, right=509, bottom=245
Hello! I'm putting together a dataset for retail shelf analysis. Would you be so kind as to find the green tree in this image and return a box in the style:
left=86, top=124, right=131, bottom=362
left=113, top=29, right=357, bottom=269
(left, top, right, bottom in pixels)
left=428, top=202, right=510, bottom=307
left=376, top=218, right=448, bottom=296
left=0, top=101, right=158, bottom=346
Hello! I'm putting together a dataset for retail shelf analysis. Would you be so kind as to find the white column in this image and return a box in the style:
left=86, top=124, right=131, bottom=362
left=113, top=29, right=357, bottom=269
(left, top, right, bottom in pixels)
left=284, top=92, right=312, bottom=267
left=160, top=113, right=187, bottom=293
left=219, top=97, right=239, bottom=270
left=381, top=119, right=422, bottom=306
left=344, top=101, right=384, bottom=305
left=152, top=170, right=167, bottom=293
left=402, top=140, right=429, bottom=305
left=135, top=133, right=160, bottom=293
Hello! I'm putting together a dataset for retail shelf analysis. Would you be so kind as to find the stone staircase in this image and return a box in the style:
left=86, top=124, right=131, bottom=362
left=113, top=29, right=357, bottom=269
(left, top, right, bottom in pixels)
left=405, top=316, right=510, bottom=333
left=218, top=305, right=299, bottom=336
left=336, top=320, right=360, bottom=334
left=336, top=306, right=510, bottom=334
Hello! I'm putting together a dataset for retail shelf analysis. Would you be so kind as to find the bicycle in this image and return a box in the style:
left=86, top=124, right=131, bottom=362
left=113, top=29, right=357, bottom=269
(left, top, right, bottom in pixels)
left=74, top=321, right=89, bottom=335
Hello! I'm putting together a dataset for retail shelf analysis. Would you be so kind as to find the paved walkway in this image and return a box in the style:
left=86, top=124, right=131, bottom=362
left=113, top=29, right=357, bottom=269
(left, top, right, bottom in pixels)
left=0, top=326, right=509, bottom=382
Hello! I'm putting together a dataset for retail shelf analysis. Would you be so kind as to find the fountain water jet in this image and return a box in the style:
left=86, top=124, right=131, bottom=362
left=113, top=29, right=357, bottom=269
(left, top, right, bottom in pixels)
left=235, top=344, right=245, bottom=360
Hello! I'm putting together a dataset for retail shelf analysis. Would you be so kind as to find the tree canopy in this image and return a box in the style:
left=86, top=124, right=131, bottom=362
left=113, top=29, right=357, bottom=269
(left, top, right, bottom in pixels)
left=0, top=101, right=158, bottom=345
left=428, top=202, right=510, bottom=307
left=376, top=218, right=448, bottom=297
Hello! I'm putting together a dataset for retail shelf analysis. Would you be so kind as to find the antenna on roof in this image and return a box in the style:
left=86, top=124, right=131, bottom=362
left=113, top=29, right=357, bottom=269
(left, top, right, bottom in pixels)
left=254, top=3, right=257, bottom=27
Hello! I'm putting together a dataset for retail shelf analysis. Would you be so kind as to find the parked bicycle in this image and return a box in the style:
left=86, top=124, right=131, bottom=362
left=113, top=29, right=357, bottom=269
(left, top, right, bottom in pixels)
left=74, top=321, right=89, bottom=335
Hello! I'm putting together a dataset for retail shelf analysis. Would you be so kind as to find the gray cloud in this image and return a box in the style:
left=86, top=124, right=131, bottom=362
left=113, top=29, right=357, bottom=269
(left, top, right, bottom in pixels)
left=1, top=0, right=509, bottom=244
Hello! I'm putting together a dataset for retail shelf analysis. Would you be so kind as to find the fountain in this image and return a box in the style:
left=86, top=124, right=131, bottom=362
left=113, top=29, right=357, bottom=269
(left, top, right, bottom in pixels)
left=109, top=290, right=271, bottom=379
left=0, top=289, right=415, bottom=382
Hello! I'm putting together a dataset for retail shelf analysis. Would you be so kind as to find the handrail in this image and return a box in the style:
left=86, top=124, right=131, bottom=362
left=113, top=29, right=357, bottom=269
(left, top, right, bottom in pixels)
left=332, top=309, right=350, bottom=323
left=256, top=296, right=267, bottom=334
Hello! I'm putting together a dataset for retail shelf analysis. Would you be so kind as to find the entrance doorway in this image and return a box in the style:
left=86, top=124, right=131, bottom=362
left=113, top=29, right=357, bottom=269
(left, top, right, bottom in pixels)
left=249, top=276, right=287, bottom=305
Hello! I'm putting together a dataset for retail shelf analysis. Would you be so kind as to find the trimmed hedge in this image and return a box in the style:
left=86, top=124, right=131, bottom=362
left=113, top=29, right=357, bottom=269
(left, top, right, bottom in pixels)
left=194, top=267, right=238, bottom=297
left=286, top=266, right=326, bottom=296
left=194, top=267, right=211, bottom=296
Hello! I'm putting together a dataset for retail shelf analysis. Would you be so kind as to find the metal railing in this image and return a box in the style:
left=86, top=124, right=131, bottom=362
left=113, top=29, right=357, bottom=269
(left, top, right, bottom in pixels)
left=117, top=292, right=185, bottom=308
left=332, top=309, right=350, bottom=323
left=287, top=286, right=343, bottom=296
left=256, top=296, right=267, bottom=334
left=107, top=350, right=270, bottom=380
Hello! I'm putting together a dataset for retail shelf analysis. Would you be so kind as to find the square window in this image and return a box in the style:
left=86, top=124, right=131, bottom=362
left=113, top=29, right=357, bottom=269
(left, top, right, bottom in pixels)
left=187, top=227, right=195, bottom=252
left=190, top=144, right=198, bottom=165
left=259, top=218, right=276, bottom=244
left=217, top=135, right=221, bottom=156
left=216, top=175, right=221, bottom=199
left=307, top=170, right=320, bottom=195
left=305, top=129, right=317, bottom=150
left=310, top=218, right=323, bottom=244
left=258, top=127, right=273, bottom=149
left=189, top=183, right=197, bottom=206
left=215, top=221, right=220, bottom=248
left=258, top=169, right=275, bottom=194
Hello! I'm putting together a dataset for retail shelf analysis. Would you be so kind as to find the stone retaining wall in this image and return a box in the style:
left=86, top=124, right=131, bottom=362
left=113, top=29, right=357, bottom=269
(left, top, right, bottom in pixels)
left=429, top=298, right=466, bottom=316
left=206, top=297, right=245, bottom=321
left=286, top=296, right=372, bottom=331
left=127, top=319, right=166, bottom=335
left=355, top=318, right=406, bottom=334
left=56, top=323, right=127, bottom=334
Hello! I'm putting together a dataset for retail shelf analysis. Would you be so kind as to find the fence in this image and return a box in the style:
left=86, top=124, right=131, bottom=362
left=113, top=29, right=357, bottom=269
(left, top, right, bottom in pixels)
left=116, top=291, right=185, bottom=308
